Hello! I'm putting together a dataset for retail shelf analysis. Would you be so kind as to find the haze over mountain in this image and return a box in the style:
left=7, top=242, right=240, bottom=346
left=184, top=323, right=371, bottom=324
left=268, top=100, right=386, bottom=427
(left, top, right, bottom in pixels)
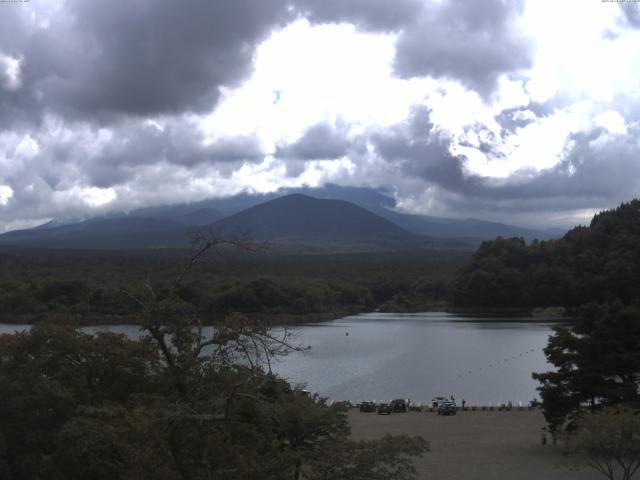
left=207, top=186, right=564, bottom=242
left=0, top=187, right=565, bottom=251
left=0, top=218, right=189, bottom=250
left=0, top=193, right=424, bottom=251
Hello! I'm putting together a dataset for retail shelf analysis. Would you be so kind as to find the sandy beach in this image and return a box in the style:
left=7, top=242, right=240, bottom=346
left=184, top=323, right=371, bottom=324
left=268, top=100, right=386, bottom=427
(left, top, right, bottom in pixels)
left=348, top=409, right=601, bottom=480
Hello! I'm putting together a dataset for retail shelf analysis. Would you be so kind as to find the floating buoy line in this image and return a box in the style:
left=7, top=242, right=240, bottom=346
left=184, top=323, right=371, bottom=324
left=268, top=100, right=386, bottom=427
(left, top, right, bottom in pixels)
left=456, top=348, right=538, bottom=378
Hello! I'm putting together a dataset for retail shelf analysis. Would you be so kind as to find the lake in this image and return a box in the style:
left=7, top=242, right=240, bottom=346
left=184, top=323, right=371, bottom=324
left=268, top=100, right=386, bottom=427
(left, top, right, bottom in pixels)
left=0, top=312, right=561, bottom=406
left=270, top=312, right=560, bottom=406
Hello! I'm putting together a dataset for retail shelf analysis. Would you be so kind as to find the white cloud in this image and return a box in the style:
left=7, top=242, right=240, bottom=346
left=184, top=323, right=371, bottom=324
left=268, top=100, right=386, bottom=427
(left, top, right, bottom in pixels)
left=52, top=186, right=117, bottom=208
left=594, top=110, right=627, bottom=135
left=202, top=20, right=434, bottom=151
left=0, top=185, right=13, bottom=205
left=523, top=0, right=640, bottom=103
left=15, top=135, right=39, bottom=158
left=0, top=53, right=22, bottom=91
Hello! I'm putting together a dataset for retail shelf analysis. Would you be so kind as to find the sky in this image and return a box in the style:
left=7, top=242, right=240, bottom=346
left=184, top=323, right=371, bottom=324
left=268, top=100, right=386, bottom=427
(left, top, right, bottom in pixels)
left=1, top=0, right=640, bottom=232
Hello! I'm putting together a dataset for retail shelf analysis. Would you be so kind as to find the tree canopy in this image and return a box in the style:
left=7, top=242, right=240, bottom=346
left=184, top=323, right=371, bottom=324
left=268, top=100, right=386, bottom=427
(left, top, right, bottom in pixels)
left=451, top=199, right=640, bottom=309
left=564, top=407, right=640, bottom=480
left=0, top=239, right=428, bottom=479
left=533, top=304, right=640, bottom=433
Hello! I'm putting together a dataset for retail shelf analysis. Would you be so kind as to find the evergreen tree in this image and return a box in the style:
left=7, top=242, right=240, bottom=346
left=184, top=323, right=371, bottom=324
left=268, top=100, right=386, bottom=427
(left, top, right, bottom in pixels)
left=533, top=304, right=640, bottom=433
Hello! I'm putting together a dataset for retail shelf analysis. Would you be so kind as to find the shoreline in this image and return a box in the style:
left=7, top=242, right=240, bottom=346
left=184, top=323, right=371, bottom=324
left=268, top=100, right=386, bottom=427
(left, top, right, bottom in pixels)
left=0, top=307, right=573, bottom=327
left=0, top=309, right=362, bottom=327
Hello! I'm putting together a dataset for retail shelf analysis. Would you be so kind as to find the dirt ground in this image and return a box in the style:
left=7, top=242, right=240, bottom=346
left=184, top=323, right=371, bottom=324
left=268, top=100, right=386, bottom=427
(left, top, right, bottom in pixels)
left=348, top=409, right=601, bottom=480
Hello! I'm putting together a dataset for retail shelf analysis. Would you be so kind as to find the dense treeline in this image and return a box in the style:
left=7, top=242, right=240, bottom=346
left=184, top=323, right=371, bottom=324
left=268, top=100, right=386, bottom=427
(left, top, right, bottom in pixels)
left=451, top=200, right=640, bottom=309
left=511, top=200, right=640, bottom=467
left=534, top=303, right=640, bottom=433
left=0, top=249, right=463, bottom=324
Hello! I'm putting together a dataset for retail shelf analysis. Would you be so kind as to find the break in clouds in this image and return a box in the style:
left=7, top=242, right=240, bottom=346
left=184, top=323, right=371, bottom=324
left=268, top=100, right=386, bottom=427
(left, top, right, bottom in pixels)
left=1, top=0, right=640, bottom=231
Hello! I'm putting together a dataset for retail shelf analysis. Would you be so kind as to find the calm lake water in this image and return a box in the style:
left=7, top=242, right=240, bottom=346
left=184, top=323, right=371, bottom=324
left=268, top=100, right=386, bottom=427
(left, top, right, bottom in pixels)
left=0, top=312, right=561, bottom=405
left=271, top=312, right=560, bottom=405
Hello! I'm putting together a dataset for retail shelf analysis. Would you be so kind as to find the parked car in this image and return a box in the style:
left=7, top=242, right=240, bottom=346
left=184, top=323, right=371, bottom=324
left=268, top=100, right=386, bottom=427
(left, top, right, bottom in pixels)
left=377, top=403, right=392, bottom=415
left=359, top=401, right=376, bottom=413
left=431, top=396, right=450, bottom=408
left=391, top=398, right=407, bottom=413
left=408, top=403, right=423, bottom=412
left=437, top=401, right=457, bottom=416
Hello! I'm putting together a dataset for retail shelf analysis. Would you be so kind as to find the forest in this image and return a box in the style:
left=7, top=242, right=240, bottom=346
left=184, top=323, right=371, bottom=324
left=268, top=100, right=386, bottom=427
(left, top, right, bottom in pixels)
left=3, top=200, right=640, bottom=325
left=0, top=248, right=463, bottom=325
left=450, top=200, right=640, bottom=310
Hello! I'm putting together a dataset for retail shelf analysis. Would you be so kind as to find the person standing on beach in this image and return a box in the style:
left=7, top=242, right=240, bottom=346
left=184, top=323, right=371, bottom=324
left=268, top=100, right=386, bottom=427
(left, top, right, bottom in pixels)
left=462, top=399, right=466, bottom=410
left=541, top=427, right=547, bottom=445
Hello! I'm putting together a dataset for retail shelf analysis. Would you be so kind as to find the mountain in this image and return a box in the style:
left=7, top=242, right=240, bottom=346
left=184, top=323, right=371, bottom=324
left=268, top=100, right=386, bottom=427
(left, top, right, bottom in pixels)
left=0, top=217, right=190, bottom=250
left=208, top=194, right=420, bottom=243
left=0, top=194, right=426, bottom=251
left=261, top=185, right=564, bottom=241
left=0, top=186, right=565, bottom=251
left=161, top=184, right=564, bottom=241
left=15, top=184, right=564, bottom=242
left=120, top=205, right=223, bottom=225
left=375, top=210, right=562, bottom=243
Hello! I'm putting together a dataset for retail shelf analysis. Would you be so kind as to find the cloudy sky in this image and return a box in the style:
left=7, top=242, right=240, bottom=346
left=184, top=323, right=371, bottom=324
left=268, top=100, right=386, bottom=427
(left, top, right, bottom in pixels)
left=1, top=0, right=639, bottom=232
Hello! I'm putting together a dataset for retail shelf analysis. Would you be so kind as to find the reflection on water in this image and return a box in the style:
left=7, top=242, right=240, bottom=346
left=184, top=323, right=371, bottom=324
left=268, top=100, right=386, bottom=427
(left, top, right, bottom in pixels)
left=271, top=312, right=561, bottom=405
left=0, top=312, right=562, bottom=405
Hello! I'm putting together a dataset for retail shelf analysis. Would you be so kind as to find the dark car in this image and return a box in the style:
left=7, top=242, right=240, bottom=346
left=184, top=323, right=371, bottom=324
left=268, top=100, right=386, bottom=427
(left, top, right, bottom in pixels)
left=359, top=401, right=376, bottom=413
left=437, top=401, right=457, bottom=416
left=377, top=403, right=392, bottom=415
left=391, top=398, right=407, bottom=413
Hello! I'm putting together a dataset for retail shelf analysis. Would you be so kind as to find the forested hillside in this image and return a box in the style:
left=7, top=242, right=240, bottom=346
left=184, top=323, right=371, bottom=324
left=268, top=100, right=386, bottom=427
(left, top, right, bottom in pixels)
left=451, top=200, right=640, bottom=309
left=0, top=249, right=462, bottom=324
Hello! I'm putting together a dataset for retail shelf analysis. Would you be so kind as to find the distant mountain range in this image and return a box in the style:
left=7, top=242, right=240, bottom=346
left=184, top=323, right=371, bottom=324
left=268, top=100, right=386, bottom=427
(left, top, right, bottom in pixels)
left=0, top=186, right=566, bottom=251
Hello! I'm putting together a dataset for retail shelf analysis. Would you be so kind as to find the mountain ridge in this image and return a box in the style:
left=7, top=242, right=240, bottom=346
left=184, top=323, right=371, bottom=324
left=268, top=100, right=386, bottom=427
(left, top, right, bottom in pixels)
left=13, top=185, right=565, bottom=242
left=0, top=187, right=566, bottom=251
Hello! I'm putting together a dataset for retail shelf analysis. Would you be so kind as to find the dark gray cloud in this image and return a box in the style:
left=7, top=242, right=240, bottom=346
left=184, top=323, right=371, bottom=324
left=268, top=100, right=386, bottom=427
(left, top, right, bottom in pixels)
left=275, top=122, right=354, bottom=160
left=0, top=125, right=263, bottom=231
left=295, top=0, right=423, bottom=31
left=0, top=0, right=425, bottom=127
left=274, top=121, right=367, bottom=178
left=45, top=121, right=264, bottom=189
left=0, top=6, right=39, bottom=129
left=0, top=0, right=535, bottom=128
left=437, top=126, right=640, bottom=222
left=620, top=3, right=640, bottom=28
left=393, top=0, right=532, bottom=97
left=492, top=101, right=559, bottom=140
left=487, top=128, right=640, bottom=203
left=9, top=0, right=293, bottom=121
left=0, top=116, right=265, bottom=229
left=495, top=107, right=537, bottom=134
left=371, top=107, right=469, bottom=191
left=351, top=106, right=640, bottom=224
left=0, top=6, right=29, bottom=55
